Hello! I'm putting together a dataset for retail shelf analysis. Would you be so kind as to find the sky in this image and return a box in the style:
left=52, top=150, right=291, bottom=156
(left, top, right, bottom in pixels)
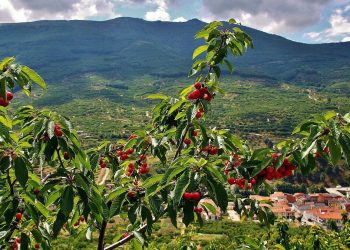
left=0, top=0, right=349, bottom=43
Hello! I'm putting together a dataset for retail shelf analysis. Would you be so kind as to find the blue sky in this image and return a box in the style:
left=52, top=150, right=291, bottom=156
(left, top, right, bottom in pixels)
left=0, top=0, right=349, bottom=43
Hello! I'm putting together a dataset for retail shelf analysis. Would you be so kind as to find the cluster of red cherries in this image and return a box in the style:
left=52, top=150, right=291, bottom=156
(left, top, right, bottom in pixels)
left=195, top=107, right=204, bottom=119
left=99, top=158, right=108, bottom=169
left=54, top=123, right=63, bottom=137
left=73, top=215, right=85, bottom=227
left=257, top=153, right=296, bottom=181
left=125, top=154, right=150, bottom=176
left=187, top=82, right=212, bottom=102
left=227, top=177, right=255, bottom=190
left=201, top=144, right=218, bottom=155
left=11, top=213, right=41, bottom=250
left=182, top=191, right=201, bottom=202
left=116, top=147, right=134, bottom=161
left=224, top=155, right=242, bottom=175
left=0, top=91, right=13, bottom=107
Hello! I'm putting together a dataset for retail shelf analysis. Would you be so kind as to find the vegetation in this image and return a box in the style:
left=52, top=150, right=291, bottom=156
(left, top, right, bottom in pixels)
left=1, top=18, right=350, bottom=250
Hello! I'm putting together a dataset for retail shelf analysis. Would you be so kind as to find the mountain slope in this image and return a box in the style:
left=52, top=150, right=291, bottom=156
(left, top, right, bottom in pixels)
left=0, top=17, right=349, bottom=85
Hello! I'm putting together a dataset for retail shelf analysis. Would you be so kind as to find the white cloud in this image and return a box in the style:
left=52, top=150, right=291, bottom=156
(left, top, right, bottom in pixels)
left=0, top=0, right=120, bottom=23
left=305, top=4, right=350, bottom=42
left=144, top=0, right=170, bottom=21
left=173, top=16, right=187, bottom=22
left=200, top=0, right=337, bottom=33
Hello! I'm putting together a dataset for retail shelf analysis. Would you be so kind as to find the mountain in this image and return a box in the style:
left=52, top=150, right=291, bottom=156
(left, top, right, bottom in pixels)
left=0, top=17, right=349, bottom=85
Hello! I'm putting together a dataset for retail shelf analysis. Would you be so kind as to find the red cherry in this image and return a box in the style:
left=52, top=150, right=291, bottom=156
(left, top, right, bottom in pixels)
left=209, top=147, right=218, bottom=155
left=116, top=150, right=123, bottom=156
left=34, top=188, right=40, bottom=195
left=266, top=166, right=274, bottom=174
left=247, top=183, right=252, bottom=189
left=6, top=91, right=13, bottom=101
left=74, top=221, right=80, bottom=227
left=15, top=213, right=22, bottom=221
left=234, top=161, right=241, bottom=167
left=0, top=97, right=9, bottom=107
left=195, top=111, right=203, bottom=119
left=128, top=163, right=135, bottom=170
left=141, top=162, right=148, bottom=168
left=139, top=154, right=147, bottom=161
left=194, top=82, right=202, bottom=89
left=194, top=207, right=199, bottom=212
left=63, top=151, right=70, bottom=160
left=54, top=129, right=63, bottom=137
left=100, top=162, right=107, bottom=168
left=197, top=207, right=203, bottom=213
left=139, top=167, right=149, bottom=174
left=120, top=154, right=129, bottom=161
left=184, top=138, right=191, bottom=145
left=127, top=191, right=135, bottom=198
left=250, top=178, right=256, bottom=185
left=12, top=242, right=18, bottom=250
left=126, top=171, right=132, bottom=176
left=183, top=192, right=192, bottom=201
left=285, top=169, right=293, bottom=176
left=126, top=148, right=134, bottom=154
left=54, top=123, right=61, bottom=130
left=122, top=232, right=129, bottom=238
left=192, top=89, right=203, bottom=99
left=191, top=192, right=201, bottom=201
left=323, top=147, right=330, bottom=154
left=228, top=177, right=235, bottom=185
left=79, top=215, right=85, bottom=222
left=188, top=93, right=195, bottom=99
left=203, top=94, right=212, bottom=102
left=34, top=243, right=40, bottom=249
left=266, top=173, right=274, bottom=180
left=193, top=130, right=198, bottom=137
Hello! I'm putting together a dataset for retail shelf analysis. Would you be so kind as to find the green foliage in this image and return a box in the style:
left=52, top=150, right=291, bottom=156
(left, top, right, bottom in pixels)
left=0, top=19, right=349, bottom=250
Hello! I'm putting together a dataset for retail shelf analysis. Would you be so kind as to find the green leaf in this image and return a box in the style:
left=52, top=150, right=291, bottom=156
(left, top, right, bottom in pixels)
left=172, top=170, right=190, bottom=207
left=224, top=59, right=234, bottom=73
left=192, top=45, right=208, bottom=59
left=168, top=100, right=187, bottom=116
left=167, top=201, right=177, bottom=228
left=20, top=232, right=30, bottom=250
left=21, top=66, right=46, bottom=90
left=339, top=133, right=350, bottom=166
left=14, top=157, right=28, bottom=187
left=229, top=18, right=237, bottom=24
left=106, top=187, right=128, bottom=202
left=328, top=137, right=342, bottom=165
left=201, top=202, right=217, bottom=215
left=146, top=94, right=169, bottom=100
left=142, top=174, right=164, bottom=189
left=61, top=186, right=74, bottom=217
left=182, top=201, right=194, bottom=227
left=53, top=211, right=67, bottom=238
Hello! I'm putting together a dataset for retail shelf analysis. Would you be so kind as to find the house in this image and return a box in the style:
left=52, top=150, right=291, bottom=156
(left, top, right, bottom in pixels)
left=271, top=206, right=295, bottom=219
left=302, top=207, right=347, bottom=228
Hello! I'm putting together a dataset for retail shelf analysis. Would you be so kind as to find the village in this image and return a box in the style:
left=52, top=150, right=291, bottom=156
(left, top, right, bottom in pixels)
left=199, top=186, right=350, bottom=230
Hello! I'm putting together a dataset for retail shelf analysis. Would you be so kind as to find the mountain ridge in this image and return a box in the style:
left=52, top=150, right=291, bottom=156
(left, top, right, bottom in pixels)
left=0, top=17, right=349, bottom=85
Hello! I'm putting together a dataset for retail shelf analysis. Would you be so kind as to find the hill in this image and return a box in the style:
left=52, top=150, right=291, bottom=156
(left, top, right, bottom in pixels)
left=0, top=17, right=349, bottom=85
left=0, top=17, right=350, bottom=142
